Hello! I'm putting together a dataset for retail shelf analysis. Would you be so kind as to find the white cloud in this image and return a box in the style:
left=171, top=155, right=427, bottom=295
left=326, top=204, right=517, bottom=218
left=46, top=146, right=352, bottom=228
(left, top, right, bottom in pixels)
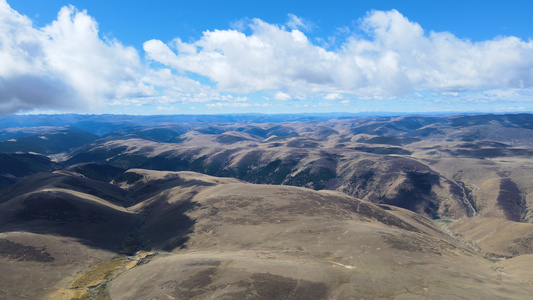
left=324, top=93, right=343, bottom=100
left=442, top=92, right=459, bottom=97
left=3, top=2, right=533, bottom=114
left=144, top=18, right=337, bottom=95
left=0, top=1, right=151, bottom=114
left=145, top=9, right=533, bottom=103
left=273, top=91, right=292, bottom=101
left=142, top=68, right=217, bottom=103
left=230, top=18, right=247, bottom=32
left=144, top=39, right=180, bottom=67
left=496, top=106, right=526, bottom=111
left=171, top=37, right=198, bottom=55
left=286, top=14, right=313, bottom=31
left=205, top=101, right=265, bottom=109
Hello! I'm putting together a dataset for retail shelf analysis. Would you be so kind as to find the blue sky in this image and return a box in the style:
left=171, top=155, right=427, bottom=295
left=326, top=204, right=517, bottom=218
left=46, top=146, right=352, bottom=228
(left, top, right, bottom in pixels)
left=2, top=0, right=533, bottom=115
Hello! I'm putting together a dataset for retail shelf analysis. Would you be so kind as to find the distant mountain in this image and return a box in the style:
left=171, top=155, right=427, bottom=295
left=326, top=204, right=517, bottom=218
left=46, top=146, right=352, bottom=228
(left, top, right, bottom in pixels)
left=1, top=113, right=532, bottom=221
left=0, top=130, right=98, bottom=154
left=59, top=113, right=533, bottom=221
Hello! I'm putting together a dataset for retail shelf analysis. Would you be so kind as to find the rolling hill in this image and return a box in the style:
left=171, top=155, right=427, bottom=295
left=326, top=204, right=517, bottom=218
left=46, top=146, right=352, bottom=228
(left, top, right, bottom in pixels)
left=1, top=113, right=533, bottom=299
left=0, top=169, right=532, bottom=299
left=57, top=114, right=533, bottom=222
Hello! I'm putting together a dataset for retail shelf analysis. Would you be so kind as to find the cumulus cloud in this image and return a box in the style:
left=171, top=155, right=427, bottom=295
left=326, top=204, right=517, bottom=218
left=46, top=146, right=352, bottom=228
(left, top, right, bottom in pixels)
left=144, top=19, right=337, bottom=95
left=0, top=0, right=248, bottom=114
left=324, top=93, right=343, bottom=100
left=273, top=91, right=293, bottom=101
left=4, top=2, right=533, bottom=114
left=145, top=9, right=533, bottom=102
left=0, top=0, right=151, bottom=114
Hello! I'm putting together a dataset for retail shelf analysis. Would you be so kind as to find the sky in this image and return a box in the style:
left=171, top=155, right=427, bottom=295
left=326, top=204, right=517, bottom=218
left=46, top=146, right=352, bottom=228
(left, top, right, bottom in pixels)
left=2, top=0, right=533, bottom=115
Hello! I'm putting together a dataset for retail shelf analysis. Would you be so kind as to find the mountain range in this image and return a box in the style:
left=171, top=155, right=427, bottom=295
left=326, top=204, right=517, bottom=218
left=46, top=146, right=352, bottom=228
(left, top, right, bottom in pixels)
left=1, top=113, right=533, bottom=299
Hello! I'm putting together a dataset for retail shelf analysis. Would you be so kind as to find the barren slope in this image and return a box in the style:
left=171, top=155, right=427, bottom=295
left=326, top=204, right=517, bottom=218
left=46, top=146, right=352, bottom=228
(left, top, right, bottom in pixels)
left=449, top=217, right=533, bottom=257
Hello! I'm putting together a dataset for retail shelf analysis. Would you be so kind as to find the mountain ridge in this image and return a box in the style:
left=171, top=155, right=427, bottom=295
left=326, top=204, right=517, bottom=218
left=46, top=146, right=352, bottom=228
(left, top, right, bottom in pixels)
left=1, top=113, right=533, bottom=299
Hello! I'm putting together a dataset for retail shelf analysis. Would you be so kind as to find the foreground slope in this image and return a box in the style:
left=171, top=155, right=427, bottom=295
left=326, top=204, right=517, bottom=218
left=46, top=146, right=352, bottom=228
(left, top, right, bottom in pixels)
left=107, top=170, right=532, bottom=299
left=0, top=169, right=532, bottom=299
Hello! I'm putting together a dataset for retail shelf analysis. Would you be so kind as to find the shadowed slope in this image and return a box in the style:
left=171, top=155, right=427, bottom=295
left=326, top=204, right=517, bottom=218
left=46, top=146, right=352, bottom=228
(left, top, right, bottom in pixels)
left=0, top=172, right=130, bottom=207
left=0, top=188, right=139, bottom=252
left=0, top=153, right=61, bottom=190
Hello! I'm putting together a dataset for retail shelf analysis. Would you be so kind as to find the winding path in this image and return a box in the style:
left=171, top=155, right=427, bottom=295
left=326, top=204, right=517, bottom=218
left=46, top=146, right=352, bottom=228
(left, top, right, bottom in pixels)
left=456, top=181, right=477, bottom=217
